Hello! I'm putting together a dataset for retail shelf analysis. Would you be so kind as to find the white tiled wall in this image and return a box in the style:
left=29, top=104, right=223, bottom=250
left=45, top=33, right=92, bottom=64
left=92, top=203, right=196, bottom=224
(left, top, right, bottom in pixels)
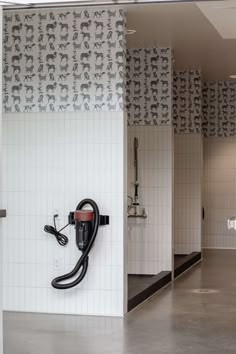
left=127, top=126, right=173, bottom=274
left=203, top=136, right=236, bottom=248
left=2, top=111, right=126, bottom=316
left=174, top=134, right=202, bottom=254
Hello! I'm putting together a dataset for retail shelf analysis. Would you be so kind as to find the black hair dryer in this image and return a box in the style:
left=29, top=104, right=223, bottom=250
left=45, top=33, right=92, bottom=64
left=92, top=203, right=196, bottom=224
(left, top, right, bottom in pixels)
left=51, top=199, right=109, bottom=290
left=75, top=209, right=94, bottom=252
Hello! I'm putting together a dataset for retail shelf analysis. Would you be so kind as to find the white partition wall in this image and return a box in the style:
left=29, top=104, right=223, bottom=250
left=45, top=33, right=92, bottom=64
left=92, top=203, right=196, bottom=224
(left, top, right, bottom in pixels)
left=173, top=70, right=203, bottom=256
left=2, top=8, right=127, bottom=317
left=126, top=47, right=174, bottom=276
left=127, top=126, right=173, bottom=274
left=174, top=134, right=203, bottom=254
left=0, top=7, right=3, bottom=354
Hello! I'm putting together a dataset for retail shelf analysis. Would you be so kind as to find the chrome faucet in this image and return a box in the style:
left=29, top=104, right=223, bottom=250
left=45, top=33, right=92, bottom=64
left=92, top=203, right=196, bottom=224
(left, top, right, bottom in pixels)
left=127, top=195, right=147, bottom=218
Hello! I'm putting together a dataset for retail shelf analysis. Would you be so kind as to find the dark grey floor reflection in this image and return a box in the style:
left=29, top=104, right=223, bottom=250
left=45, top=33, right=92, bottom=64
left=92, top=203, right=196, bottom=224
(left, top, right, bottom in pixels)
left=4, top=250, right=236, bottom=354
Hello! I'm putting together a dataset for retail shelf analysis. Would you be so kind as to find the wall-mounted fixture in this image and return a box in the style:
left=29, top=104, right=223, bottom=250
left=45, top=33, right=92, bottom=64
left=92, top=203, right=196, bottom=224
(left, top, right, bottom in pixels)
left=126, top=29, right=137, bottom=35
left=229, top=75, right=236, bottom=79
left=128, top=137, right=147, bottom=219
left=228, top=216, right=236, bottom=230
left=44, top=199, right=109, bottom=289
left=0, top=209, right=7, bottom=218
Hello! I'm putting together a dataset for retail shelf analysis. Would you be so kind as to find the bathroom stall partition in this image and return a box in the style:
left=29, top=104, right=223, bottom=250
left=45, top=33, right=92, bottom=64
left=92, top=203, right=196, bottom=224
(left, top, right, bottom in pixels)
left=173, top=70, right=203, bottom=277
left=126, top=48, right=174, bottom=310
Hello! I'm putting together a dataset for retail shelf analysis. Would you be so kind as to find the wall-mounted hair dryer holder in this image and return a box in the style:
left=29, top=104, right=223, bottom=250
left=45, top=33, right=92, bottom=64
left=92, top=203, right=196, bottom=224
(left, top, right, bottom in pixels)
left=45, top=199, right=109, bottom=290
left=68, top=211, right=109, bottom=227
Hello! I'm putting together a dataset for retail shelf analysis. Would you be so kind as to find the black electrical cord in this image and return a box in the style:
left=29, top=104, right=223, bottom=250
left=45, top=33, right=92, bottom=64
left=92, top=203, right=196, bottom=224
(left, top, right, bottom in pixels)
left=51, top=199, right=100, bottom=290
left=44, top=215, right=69, bottom=246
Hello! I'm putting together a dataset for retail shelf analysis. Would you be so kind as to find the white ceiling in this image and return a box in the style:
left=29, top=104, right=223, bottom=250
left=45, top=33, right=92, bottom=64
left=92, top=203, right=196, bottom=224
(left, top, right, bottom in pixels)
left=197, top=0, right=236, bottom=39
left=126, top=1, right=236, bottom=81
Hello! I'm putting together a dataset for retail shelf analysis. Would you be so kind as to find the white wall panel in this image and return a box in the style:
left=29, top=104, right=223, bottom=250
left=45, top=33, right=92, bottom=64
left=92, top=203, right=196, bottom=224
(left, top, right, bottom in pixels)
left=127, top=126, right=173, bottom=274
left=203, top=136, right=236, bottom=248
left=2, top=112, right=125, bottom=316
left=174, top=134, right=202, bottom=254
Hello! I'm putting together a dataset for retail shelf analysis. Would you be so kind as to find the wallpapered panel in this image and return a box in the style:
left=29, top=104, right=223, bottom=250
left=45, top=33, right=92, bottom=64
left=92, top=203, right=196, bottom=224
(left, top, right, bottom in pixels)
left=126, top=47, right=172, bottom=126
left=3, top=8, right=126, bottom=113
left=202, top=81, right=236, bottom=137
left=173, top=70, right=202, bottom=134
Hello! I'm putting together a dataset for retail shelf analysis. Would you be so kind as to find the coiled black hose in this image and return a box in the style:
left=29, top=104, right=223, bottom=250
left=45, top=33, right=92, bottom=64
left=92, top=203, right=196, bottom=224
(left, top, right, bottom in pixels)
left=51, top=199, right=100, bottom=290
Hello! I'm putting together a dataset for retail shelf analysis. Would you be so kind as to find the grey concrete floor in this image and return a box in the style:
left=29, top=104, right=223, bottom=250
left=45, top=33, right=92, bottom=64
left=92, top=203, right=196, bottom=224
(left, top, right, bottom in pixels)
left=4, top=249, right=236, bottom=354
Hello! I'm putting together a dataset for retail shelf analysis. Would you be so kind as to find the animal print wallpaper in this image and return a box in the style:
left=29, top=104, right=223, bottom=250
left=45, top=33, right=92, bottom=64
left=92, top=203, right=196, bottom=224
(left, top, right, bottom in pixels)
left=126, top=47, right=172, bottom=126
left=3, top=8, right=126, bottom=113
left=202, top=81, right=236, bottom=137
left=173, top=70, right=202, bottom=134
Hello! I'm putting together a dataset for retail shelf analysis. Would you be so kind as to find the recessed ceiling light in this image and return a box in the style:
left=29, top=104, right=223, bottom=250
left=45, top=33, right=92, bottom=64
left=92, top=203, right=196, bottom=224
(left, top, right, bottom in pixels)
left=229, top=75, right=236, bottom=79
left=126, top=29, right=136, bottom=35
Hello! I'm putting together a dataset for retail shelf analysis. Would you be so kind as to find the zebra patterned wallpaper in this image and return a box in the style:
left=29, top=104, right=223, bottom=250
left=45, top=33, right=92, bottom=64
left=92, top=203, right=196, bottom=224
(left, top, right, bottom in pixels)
left=173, top=70, right=202, bottom=134
left=202, top=81, right=236, bottom=137
left=3, top=8, right=126, bottom=113
left=126, top=47, right=172, bottom=126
